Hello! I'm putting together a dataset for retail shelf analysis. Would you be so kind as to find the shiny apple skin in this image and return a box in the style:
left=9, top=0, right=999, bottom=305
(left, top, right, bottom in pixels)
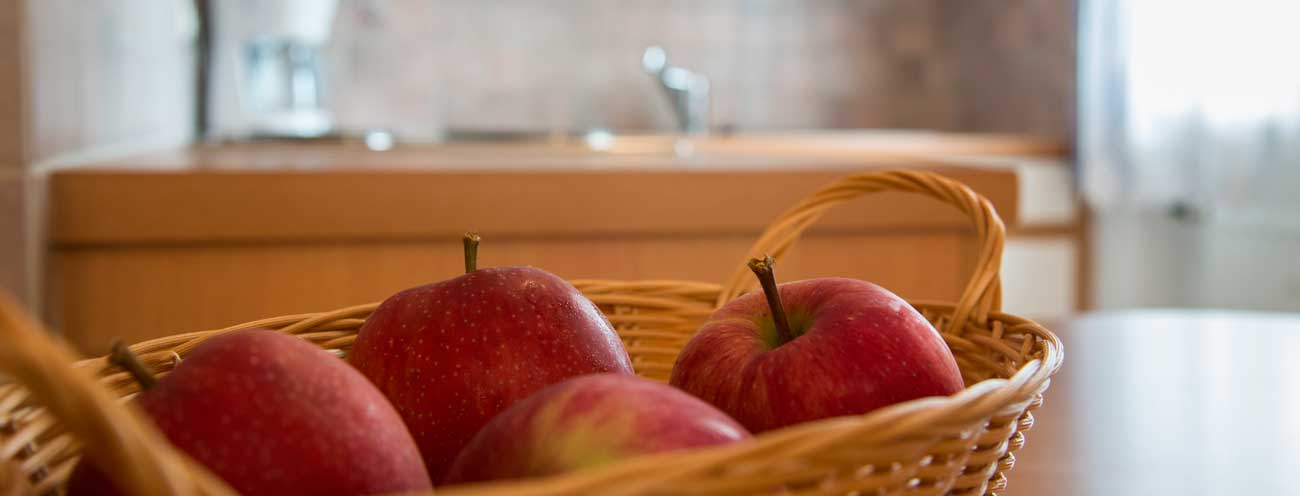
left=444, top=373, right=750, bottom=485
left=67, top=329, right=431, bottom=496
left=349, top=266, right=635, bottom=482
left=670, top=277, right=964, bottom=433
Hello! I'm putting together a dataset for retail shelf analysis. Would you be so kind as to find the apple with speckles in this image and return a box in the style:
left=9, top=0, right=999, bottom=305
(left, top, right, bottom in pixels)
left=348, top=233, right=635, bottom=482
left=669, top=256, right=965, bottom=433
left=443, top=373, right=749, bottom=485
left=66, top=329, right=431, bottom=496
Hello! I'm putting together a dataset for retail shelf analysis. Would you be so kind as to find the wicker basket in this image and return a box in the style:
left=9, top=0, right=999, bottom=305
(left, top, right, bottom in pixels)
left=0, top=170, right=1062, bottom=496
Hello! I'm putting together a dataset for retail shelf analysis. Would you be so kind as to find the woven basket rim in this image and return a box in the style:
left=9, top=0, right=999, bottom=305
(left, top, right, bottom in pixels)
left=53, top=298, right=1063, bottom=495
left=46, top=297, right=1062, bottom=496
left=59, top=295, right=1062, bottom=377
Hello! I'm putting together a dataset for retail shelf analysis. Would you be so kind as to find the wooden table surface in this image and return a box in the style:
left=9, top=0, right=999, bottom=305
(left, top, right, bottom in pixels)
left=1006, top=310, right=1300, bottom=495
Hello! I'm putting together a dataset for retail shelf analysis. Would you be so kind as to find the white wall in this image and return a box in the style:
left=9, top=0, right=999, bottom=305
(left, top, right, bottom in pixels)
left=25, top=0, right=196, bottom=164
left=0, top=0, right=197, bottom=313
left=1003, top=237, right=1077, bottom=318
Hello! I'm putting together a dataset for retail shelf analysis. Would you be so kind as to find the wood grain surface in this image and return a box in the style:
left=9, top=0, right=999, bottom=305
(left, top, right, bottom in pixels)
left=48, top=143, right=1023, bottom=245
left=1008, top=310, right=1300, bottom=495
left=55, top=230, right=976, bottom=355
left=47, top=144, right=1023, bottom=355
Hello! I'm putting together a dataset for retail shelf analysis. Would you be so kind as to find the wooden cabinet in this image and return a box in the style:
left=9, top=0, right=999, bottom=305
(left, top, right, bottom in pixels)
left=46, top=144, right=1022, bottom=355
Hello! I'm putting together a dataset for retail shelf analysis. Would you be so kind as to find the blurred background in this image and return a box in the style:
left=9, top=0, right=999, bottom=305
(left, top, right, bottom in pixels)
left=0, top=0, right=1297, bottom=353
left=5, top=2, right=1300, bottom=494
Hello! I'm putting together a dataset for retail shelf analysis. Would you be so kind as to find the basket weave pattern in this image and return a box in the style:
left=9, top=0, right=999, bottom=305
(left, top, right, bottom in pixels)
left=0, top=170, right=1062, bottom=496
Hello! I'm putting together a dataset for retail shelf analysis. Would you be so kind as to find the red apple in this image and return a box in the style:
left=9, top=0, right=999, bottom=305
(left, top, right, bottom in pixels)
left=67, top=329, right=431, bottom=496
left=348, top=233, right=635, bottom=482
left=443, top=373, right=750, bottom=485
left=670, top=256, right=964, bottom=433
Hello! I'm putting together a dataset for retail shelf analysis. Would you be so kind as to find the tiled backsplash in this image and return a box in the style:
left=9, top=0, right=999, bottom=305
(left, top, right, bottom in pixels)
left=24, top=0, right=197, bottom=164
left=212, top=0, right=1074, bottom=141
left=326, top=0, right=952, bottom=138
left=25, top=0, right=1076, bottom=156
left=935, top=0, right=1076, bottom=139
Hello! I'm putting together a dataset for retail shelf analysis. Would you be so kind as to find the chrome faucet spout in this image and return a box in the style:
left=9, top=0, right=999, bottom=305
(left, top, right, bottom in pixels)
left=643, top=46, right=710, bottom=135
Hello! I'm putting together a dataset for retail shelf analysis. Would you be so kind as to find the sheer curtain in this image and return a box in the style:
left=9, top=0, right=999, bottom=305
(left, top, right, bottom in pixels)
left=1080, top=0, right=1300, bottom=310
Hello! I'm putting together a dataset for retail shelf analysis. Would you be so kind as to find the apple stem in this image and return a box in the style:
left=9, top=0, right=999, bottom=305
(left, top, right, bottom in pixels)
left=463, top=231, right=481, bottom=273
left=748, top=255, right=794, bottom=344
left=109, top=339, right=158, bottom=390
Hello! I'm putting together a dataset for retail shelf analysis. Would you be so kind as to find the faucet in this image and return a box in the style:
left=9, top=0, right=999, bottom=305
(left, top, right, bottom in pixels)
left=642, top=46, right=710, bottom=135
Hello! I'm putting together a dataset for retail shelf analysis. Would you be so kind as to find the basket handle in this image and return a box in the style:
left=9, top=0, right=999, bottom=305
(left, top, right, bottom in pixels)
left=0, top=293, right=235, bottom=496
left=718, top=169, right=1006, bottom=334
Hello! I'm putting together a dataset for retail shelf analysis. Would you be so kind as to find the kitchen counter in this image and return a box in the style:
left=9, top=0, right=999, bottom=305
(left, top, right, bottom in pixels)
left=44, top=134, right=1066, bottom=353
left=50, top=132, right=1070, bottom=244
left=49, top=142, right=1036, bottom=245
left=54, top=131, right=1066, bottom=171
